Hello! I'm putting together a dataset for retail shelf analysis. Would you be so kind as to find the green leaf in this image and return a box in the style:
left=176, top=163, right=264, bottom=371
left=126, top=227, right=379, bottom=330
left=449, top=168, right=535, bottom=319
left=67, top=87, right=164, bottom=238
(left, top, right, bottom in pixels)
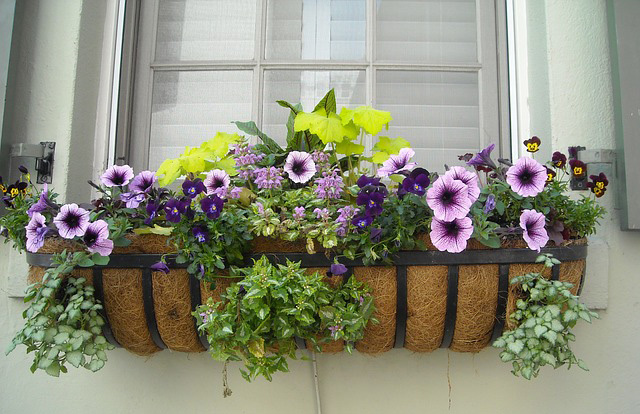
left=578, top=311, right=592, bottom=322
left=335, top=140, right=364, bottom=156
left=540, top=352, right=557, bottom=366
left=92, top=253, right=110, bottom=266
left=507, top=340, right=524, bottom=354
left=45, top=361, right=61, bottom=377
left=313, top=89, right=337, bottom=114
left=340, top=106, right=392, bottom=135
left=113, top=237, right=132, bottom=247
left=477, top=235, right=501, bottom=249
left=248, top=338, right=265, bottom=358
left=66, top=351, right=83, bottom=368
left=232, top=121, right=284, bottom=154
left=77, top=257, right=94, bottom=268
left=53, top=332, right=70, bottom=344
left=563, top=309, right=578, bottom=322
left=534, top=325, right=547, bottom=338
left=542, top=330, right=557, bottom=345
left=294, top=109, right=358, bottom=144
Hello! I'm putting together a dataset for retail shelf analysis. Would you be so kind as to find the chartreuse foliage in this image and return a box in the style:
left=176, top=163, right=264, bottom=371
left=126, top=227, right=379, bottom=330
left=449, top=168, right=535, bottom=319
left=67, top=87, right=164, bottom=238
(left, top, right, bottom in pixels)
left=493, top=254, right=598, bottom=380
left=6, top=251, right=114, bottom=376
left=195, top=256, right=376, bottom=389
left=156, top=131, right=241, bottom=186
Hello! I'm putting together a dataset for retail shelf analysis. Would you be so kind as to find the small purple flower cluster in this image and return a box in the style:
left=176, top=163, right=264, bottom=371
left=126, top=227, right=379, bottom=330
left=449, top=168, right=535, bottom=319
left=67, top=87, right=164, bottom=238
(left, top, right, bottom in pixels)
left=314, top=170, right=343, bottom=200
left=335, top=205, right=359, bottom=237
left=254, top=167, right=284, bottom=189
left=232, top=143, right=264, bottom=180
left=293, top=206, right=306, bottom=220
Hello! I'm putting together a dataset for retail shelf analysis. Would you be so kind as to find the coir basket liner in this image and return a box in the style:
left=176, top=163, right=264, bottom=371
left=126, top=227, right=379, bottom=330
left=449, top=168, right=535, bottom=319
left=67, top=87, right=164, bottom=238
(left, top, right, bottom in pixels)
left=26, top=235, right=587, bottom=356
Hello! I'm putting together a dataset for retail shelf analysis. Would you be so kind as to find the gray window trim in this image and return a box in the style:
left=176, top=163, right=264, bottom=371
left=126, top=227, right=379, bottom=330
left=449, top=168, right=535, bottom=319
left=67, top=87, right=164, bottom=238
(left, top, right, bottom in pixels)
left=118, top=0, right=511, bottom=171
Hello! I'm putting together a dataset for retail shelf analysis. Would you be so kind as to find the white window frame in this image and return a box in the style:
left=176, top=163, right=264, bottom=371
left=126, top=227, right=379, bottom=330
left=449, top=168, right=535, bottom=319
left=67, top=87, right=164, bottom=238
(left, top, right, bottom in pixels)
left=115, top=0, right=511, bottom=171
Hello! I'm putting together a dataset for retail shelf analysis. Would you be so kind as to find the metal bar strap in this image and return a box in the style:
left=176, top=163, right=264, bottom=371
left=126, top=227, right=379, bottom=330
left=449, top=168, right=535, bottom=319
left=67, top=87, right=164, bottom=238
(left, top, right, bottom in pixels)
left=294, top=336, right=307, bottom=350
left=577, top=261, right=587, bottom=297
left=394, top=265, right=408, bottom=349
left=188, top=274, right=209, bottom=350
left=551, top=264, right=560, bottom=281
left=490, top=264, right=510, bottom=343
left=92, top=268, right=121, bottom=348
left=440, top=265, right=459, bottom=348
left=141, top=268, right=167, bottom=349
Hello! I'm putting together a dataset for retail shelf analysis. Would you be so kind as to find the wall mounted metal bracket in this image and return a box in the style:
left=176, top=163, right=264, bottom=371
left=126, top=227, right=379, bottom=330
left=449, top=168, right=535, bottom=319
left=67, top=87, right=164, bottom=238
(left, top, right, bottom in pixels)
left=9, top=141, right=55, bottom=184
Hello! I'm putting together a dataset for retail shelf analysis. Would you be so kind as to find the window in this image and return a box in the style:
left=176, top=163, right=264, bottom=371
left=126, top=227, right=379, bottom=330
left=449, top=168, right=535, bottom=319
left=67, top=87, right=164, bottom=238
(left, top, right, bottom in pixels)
left=119, top=0, right=509, bottom=172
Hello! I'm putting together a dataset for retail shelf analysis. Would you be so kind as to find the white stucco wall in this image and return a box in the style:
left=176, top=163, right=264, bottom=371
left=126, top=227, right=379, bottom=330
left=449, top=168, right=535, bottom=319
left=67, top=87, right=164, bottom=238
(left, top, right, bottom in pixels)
left=1, top=1, right=640, bottom=413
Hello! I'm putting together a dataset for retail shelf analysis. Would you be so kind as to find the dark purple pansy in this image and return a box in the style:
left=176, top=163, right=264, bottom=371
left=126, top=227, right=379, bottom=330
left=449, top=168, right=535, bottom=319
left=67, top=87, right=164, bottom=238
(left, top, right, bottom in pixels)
left=182, top=179, right=206, bottom=198
left=426, top=175, right=473, bottom=221
left=370, top=227, right=382, bottom=242
left=53, top=203, right=90, bottom=239
left=402, top=168, right=430, bottom=196
left=82, top=220, right=114, bottom=256
left=551, top=151, right=567, bottom=169
left=18, top=165, right=29, bottom=175
left=520, top=209, right=549, bottom=252
left=329, top=263, right=348, bottom=276
left=545, top=168, right=556, bottom=186
left=200, top=195, right=224, bottom=220
left=164, top=198, right=188, bottom=223
left=505, top=157, right=547, bottom=197
left=192, top=226, right=209, bottom=243
left=467, top=143, right=497, bottom=171
left=357, top=175, right=381, bottom=188
left=100, top=165, right=134, bottom=187
left=587, top=172, right=608, bottom=197
left=129, top=171, right=157, bottom=193
left=145, top=201, right=160, bottom=225
left=430, top=216, right=474, bottom=253
left=523, top=136, right=541, bottom=153
left=569, top=159, right=587, bottom=178
left=25, top=212, right=49, bottom=253
left=352, top=215, right=373, bottom=229
left=284, top=151, right=317, bottom=183
left=150, top=262, right=170, bottom=274
left=377, top=148, right=417, bottom=177
left=6, top=181, right=27, bottom=199
left=356, top=191, right=385, bottom=216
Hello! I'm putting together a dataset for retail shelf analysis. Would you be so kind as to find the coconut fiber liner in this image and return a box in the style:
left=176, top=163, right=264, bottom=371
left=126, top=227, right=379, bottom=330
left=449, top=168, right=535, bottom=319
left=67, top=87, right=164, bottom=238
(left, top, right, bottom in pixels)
left=27, top=236, right=586, bottom=356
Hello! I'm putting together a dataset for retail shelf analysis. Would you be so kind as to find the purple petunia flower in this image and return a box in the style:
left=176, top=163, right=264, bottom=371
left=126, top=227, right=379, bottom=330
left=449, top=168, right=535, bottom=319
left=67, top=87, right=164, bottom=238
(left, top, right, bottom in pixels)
left=182, top=179, right=206, bottom=198
left=377, top=148, right=417, bottom=178
left=27, top=183, right=54, bottom=217
left=356, top=191, right=385, bottom=217
left=483, top=194, right=496, bottom=214
left=200, top=195, right=224, bottom=220
left=150, top=262, right=170, bottom=274
left=329, top=263, right=348, bottom=276
left=467, top=143, right=497, bottom=171
left=25, top=212, right=49, bottom=253
left=192, top=226, right=209, bottom=243
left=204, top=169, right=230, bottom=198
left=293, top=206, right=306, bottom=220
left=426, top=175, right=473, bottom=221
left=444, top=166, right=480, bottom=203
left=430, top=216, right=474, bottom=253
left=254, top=167, right=284, bottom=190
left=520, top=209, right=549, bottom=252
left=314, top=170, right=343, bottom=200
left=120, top=191, right=145, bottom=209
left=129, top=171, right=157, bottom=193
left=402, top=168, right=430, bottom=196
left=83, top=220, right=114, bottom=256
left=100, top=165, right=134, bottom=187
left=54, top=203, right=90, bottom=239
left=505, top=157, right=547, bottom=197
left=284, top=151, right=317, bottom=184
left=352, top=215, right=373, bottom=229
left=164, top=198, right=188, bottom=223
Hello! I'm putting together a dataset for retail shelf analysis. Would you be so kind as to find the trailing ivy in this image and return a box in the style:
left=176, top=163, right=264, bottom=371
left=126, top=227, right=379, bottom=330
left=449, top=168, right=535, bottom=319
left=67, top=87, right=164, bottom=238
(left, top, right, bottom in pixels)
left=493, top=253, right=598, bottom=379
left=6, top=251, right=114, bottom=376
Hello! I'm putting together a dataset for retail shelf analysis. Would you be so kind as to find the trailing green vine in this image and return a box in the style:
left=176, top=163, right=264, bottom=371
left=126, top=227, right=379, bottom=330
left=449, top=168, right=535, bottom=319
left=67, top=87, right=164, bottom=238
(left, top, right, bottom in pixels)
left=5, top=251, right=114, bottom=376
left=493, top=253, right=598, bottom=379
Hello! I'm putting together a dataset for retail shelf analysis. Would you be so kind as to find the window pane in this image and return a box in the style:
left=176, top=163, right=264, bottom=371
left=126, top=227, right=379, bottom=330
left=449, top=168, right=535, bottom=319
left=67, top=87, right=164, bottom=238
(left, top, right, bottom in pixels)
left=265, top=0, right=366, bottom=60
left=155, top=0, right=257, bottom=61
left=262, top=70, right=366, bottom=144
left=148, top=70, right=253, bottom=170
left=376, top=0, right=477, bottom=64
left=376, top=70, right=479, bottom=170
